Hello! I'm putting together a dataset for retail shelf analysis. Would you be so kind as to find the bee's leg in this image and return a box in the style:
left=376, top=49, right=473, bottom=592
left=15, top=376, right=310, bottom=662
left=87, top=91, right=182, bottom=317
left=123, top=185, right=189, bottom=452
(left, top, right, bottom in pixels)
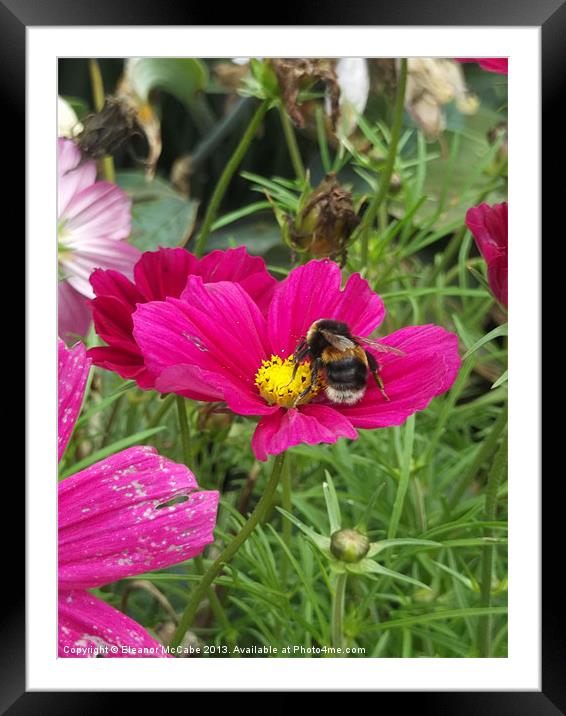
left=294, top=358, right=320, bottom=405
left=365, top=350, right=390, bottom=401
left=289, top=340, right=309, bottom=383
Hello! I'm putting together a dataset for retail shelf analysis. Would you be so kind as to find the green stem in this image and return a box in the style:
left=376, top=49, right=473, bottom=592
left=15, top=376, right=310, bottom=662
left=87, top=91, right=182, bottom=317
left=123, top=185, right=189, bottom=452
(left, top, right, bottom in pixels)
left=147, top=393, right=175, bottom=429
left=358, top=58, right=408, bottom=267
left=88, top=58, right=115, bottom=183
left=175, top=395, right=193, bottom=469
left=280, top=457, right=292, bottom=588
left=447, top=406, right=508, bottom=511
left=170, top=452, right=286, bottom=649
left=331, top=572, right=347, bottom=651
left=279, top=104, right=305, bottom=182
left=194, top=99, right=270, bottom=257
left=388, top=414, right=415, bottom=540
left=193, top=555, right=235, bottom=648
left=478, top=436, right=508, bottom=657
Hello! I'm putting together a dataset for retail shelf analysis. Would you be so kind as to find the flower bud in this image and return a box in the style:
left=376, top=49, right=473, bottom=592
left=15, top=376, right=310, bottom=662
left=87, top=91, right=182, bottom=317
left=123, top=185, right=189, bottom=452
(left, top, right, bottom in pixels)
left=288, top=174, right=359, bottom=262
left=330, top=528, right=370, bottom=563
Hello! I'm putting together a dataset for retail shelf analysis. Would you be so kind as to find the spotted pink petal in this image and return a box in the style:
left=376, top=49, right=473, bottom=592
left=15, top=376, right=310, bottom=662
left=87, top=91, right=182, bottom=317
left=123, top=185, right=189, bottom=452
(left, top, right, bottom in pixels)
left=251, top=404, right=357, bottom=461
left=59, top=446, right=219, bottom=590
left=58, top=339, right=91, bottom=461
left=267, top=260, right=386, bottom=358
left=58, top=281, right=92, bottom=343
left=59, top=590, right=170, bottom=658
left=133, top=278, right=272, bottom=409
left=339, top=325, right=461, bottom=428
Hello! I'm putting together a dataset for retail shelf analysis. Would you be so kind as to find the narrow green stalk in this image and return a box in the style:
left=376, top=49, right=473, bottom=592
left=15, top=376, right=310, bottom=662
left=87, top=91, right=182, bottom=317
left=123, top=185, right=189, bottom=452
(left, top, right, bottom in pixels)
left=170, top=452, right=286, bottom=649
left=478, top=436, right=508, bottom=657
left=280, top=457, right=292, bottom=587
left=194, top=99, right=270, bottom=257
left=175, top=395, right=193, bottom=469
left=331, top=572, right=347, bottom=651
left=447, top=406, right=508, bottom=511
left=388, top=414, right=415, bottom=540
left=88, top=58, right=115, bottom=183
left=147, top=393, right=175, bottom=429
left=358, top=58, right=408, bottom=267
left=193, top=555, right=235, bottom=649
left=279, top=104, right=306, bottom=182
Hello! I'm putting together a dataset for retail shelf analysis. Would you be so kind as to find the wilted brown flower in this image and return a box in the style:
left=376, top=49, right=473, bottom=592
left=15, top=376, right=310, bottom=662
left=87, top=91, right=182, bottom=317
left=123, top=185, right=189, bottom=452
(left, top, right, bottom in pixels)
left=403, top=58, right=478, bottom=140
left=287, top=174, right=359, bottom=263
left=271, top=58, right=340, bottom=130
left=77, top=96, right=142, bottom=159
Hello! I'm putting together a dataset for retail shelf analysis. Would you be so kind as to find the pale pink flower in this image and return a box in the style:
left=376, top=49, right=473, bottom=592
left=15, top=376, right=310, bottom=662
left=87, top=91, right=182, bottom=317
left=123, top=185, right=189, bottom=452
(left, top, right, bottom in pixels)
left=58, top=340, right=219, bottom=657
left=58, top=138, right=140, bottom=342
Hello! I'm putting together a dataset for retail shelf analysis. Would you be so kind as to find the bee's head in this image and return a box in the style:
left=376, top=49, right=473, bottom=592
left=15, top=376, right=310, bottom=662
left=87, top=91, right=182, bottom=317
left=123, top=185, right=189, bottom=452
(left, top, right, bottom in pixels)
left=307, top=319, right=351, bottom=343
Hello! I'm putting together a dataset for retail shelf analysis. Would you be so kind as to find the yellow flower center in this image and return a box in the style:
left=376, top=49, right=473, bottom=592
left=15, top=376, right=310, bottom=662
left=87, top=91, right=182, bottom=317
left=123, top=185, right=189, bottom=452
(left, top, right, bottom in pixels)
left=255, top=354, right=321, bottom=408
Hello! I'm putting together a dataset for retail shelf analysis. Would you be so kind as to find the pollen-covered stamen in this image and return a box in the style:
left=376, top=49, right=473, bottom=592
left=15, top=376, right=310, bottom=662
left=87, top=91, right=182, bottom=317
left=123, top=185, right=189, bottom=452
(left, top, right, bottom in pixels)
left=255, top=354, right=321, bottom=408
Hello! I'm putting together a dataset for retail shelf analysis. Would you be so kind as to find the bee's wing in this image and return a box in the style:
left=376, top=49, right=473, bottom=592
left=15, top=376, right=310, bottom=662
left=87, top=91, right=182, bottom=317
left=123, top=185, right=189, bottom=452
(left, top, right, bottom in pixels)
left=356, top=336, right=406, bottom=356
left=320, top=330, right=357, bottom=351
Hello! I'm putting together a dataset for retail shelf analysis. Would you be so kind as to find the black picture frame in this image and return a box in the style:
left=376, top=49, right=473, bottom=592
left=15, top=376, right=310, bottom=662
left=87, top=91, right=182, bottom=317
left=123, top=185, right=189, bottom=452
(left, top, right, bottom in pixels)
left=12, top=0, right=554, bottom=709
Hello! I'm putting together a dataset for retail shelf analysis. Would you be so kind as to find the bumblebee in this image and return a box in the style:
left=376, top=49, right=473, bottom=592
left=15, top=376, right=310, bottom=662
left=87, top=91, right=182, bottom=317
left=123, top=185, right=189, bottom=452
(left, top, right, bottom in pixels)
left=290, top=319, right=404, bottom=405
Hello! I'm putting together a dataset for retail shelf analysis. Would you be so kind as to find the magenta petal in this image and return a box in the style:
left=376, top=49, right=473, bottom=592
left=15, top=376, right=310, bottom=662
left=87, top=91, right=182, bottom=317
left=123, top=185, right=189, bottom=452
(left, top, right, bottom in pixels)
left=267, top=260, right=386, bottom=357
left=87, top=345, right=154, bottom=388
left=58, top=281, right=92, bottom=343
left=194, top=246, right=277, bottom=313
left=59, top=590, right=170, bottom=657
left=339, top=325, right=461, bottom=428
left=251, top=404, right=357, bottom=461
left=90, top=267, right=144, bottom=309
left=134, top=278, right=270, bottom=402
left=456, top=58, right=508, bottom=74
left=134, top=247, right=199, bottom=302
left=466, top=202, right=508, bottom=308
left=155, top=364, right=226, bottom=402
left=59, top=446, right=219, bottom=589
left=58, top=339, right=91, bottom=461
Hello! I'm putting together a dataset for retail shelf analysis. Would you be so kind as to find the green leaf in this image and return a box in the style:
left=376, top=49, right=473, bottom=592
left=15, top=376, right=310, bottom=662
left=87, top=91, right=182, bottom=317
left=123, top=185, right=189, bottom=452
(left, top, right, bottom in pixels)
left=128, top=58, right=208, bottom=108
left=463, top=324, right=508, bottom=360
left=116, top=171, right=199, bottom=251
left=368, top=538, right=442, bottom=557
left=322, top=472, right=342, bottom=533
left=491, top=369, right=508, bottom=389
left=59, top=427, right=166, bottom=479
left=350, top=559, right=431, bottom=590
left=276, top=507, right=331, bottom=554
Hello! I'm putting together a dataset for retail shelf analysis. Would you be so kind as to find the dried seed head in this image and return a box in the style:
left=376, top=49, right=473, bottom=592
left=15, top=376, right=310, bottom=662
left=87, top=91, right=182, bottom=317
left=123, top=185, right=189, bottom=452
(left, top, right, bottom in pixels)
left=289, top=174, right=359, bottom=261
left=271, top=58, right=340, bottom=130
left=77, top=96, right=142, bottom=159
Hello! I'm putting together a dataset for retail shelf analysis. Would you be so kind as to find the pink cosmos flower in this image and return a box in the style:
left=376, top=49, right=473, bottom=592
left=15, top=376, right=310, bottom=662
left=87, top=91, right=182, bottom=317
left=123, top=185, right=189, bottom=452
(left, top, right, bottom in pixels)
left=58, top=339, right=219, bottom=657
left=58, top=138, right=140, bottom=343
left=465, top=202, right=508, bottom=308
left=455, top=58, right=508, bottom=74
left=88, top=246, right=277, bottom=389
left=132, top=260, right=461, bottom=461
